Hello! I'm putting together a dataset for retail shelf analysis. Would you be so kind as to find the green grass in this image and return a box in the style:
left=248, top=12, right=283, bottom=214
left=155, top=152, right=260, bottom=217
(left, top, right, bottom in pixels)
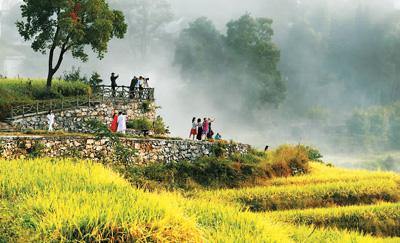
left=0, top=158, right=398, bottom=242
left=268, top=202, right=400, bottom=237
left=0, top=78, right=91, bottom=119
left=117, top=145, right=312, bottom=191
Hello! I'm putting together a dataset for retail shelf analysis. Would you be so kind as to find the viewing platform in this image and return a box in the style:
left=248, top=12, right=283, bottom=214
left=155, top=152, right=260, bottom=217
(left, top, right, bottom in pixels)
left=6, top=85, right=155, bottom=120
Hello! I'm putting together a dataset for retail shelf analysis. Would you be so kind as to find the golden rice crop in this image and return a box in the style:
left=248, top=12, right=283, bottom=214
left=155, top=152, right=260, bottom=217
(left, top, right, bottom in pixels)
left=197, top=178, right=400, bottom=211
left=268, top=162, right=399, bottom=186
left=268, top=202, right=400, bottom=237
left=1, top=158, right=398, bottom=242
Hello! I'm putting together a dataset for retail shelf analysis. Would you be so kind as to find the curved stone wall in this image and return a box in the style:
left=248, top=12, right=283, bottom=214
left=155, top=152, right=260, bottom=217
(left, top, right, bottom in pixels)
left=10, top=100, right=156, bottom=132
left=0, top=136, right=250, bottom=164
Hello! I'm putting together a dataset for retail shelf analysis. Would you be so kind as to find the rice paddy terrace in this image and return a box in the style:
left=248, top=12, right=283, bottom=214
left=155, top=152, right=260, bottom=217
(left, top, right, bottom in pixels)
left=0, top=159, right=399, bottom=242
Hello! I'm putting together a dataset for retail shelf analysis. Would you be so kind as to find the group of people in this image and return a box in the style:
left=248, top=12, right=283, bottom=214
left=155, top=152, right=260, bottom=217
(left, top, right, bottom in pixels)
left=110, top=72, right=150, bottom=98
left=110, top=112, right=127, bottom=134
left=190, top=117, right=222, bottom=141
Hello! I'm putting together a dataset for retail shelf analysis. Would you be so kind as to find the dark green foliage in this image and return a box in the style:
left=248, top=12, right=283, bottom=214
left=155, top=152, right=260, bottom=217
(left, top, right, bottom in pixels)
left=26, top=142, right=45, bottom=159
left=127, top=118, right=153, bottom=131
left=121, top=157, right=262, bottom=191
left=119, top=145, right=312, bottom=191
left=60, top=67, right=88, bottom=83
left=210, top=142, right=227, bottom=158
left=340, top=102, right=400, bottom=151
left=141, top=101, right=152, bottom=113
left=127, top=117, right=168, bottom=135
left=152, top=116, right=168, bottom=135
left=17, top=0, right=127, bottom=87
left=88, top=72, right=103, bottom=88
left=305, top=146, right=323, bottom=162
left=174, top=15, right=285, bottom=111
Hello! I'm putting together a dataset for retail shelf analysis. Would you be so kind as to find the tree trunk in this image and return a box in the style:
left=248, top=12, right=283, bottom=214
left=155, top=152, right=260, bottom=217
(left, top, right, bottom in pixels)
left=46, top=69, right=54, bottom=89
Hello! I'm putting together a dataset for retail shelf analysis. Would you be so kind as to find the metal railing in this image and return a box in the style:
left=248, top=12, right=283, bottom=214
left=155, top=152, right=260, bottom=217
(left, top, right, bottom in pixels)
left=7, top=85, right=155, bottom=120
left=95, top=85, right=154, bottom=101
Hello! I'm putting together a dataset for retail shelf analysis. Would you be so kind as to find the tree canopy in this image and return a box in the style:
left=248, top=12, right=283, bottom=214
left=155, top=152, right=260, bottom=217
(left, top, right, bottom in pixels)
left=174, top=15, right=285, bottom=110
left=17, top=0, right=127, bottom=87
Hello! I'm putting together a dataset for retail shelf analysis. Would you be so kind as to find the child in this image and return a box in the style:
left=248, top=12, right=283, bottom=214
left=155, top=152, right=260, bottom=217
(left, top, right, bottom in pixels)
left=189, top=117, right=197, bottom=140
left=215, top=133, right=222, bottom=140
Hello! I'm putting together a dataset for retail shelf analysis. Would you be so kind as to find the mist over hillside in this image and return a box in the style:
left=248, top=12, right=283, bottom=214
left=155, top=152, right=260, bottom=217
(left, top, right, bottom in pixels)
left=1, top=0, right=400, bottom=162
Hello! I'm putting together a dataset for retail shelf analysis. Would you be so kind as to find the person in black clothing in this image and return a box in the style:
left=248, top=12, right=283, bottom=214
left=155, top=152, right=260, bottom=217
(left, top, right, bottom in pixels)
left=110, top=72, right=119, bottom=97
left=129, top=76, right=138, bottom=99
left=196, top=118, right=203, bottom=141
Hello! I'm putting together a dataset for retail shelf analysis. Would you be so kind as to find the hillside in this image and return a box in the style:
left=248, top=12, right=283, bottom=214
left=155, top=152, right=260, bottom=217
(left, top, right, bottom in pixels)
left=0, top=158, right=399, bottom=242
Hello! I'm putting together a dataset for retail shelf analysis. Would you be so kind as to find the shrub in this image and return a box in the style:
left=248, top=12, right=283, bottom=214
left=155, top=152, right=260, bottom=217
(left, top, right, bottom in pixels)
left=265, top=145, right=310, bottom=176
left=60, top=66, right=88, bottom=83
left=141, top=100, right=153, bottom=113
left=305, top=145, right=323, bottom=162
left=26, top=142, right=45, bottom=159
left=153, top=116, right=168, bottom=135
left=211, top=142, right=227, bottom=157
left=127, top=118, right=153, bottom=131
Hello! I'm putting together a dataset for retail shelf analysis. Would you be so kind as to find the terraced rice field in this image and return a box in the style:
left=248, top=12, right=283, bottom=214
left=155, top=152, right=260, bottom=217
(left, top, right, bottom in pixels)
left=0, top=159, right=399, bottom=242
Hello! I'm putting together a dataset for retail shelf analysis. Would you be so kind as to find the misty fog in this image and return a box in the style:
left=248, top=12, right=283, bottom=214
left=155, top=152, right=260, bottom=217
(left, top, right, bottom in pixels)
left=1, top=0, right=400, bottom=169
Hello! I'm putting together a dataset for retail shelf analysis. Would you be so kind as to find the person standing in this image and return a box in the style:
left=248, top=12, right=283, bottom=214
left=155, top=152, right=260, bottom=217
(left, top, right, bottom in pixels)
left=196, top=118, right=203, bottom=141
left=110, top=112, right=118, bottom=133
left=47, top=111, right=55, bottom=132
left=143, top=78, right=149, bottom=88
left=138, top=76, right=144, bottom=99
left=202, top=118, right=209, bottom=140
left=110, top=72, right=119, bottom=97
left=117, top=112, right=127, bottom=134
left=129, top=76, right=138, bottom=99
left=207, top=118, right=215, bottom=139
left=189, top=117, right=197, bottom=140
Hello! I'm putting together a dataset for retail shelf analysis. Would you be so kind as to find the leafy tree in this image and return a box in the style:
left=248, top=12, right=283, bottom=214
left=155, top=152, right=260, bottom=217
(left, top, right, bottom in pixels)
left=16, top=0, right=127, bottom=88
left=174, top=15, right=286, bottom=109
left=226, top=14, right=285, bottom=106
left=174, top=17, right=225, bottom=81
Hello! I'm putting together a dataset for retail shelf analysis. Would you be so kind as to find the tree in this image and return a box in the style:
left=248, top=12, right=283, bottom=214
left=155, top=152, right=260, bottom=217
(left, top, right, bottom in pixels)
left=226, top=15, right=285, bottom=106
left=110, top=0, right=173, bottom=57
left=16, top=0, right=127, bottom=88
left=174, top=15, right=286, bottom=109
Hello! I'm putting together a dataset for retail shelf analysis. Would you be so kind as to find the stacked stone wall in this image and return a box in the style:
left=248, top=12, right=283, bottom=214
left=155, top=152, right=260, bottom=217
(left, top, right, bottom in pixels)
left=10, top=100, right=156, bottom=132
left=0, top=136, right=250, bottom=164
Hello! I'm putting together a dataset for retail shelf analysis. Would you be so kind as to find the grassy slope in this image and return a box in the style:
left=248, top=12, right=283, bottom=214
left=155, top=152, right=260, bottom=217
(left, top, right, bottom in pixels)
left=0, top=159, right=398, bottom=242
left=0, top=78, right=91, bottom=120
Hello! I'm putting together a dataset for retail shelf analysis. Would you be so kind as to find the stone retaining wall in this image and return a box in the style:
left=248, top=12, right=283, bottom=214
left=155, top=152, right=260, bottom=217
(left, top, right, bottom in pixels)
left=0, top=136, right=250, bottom=164
left=10, top=100, right=156, bottom=132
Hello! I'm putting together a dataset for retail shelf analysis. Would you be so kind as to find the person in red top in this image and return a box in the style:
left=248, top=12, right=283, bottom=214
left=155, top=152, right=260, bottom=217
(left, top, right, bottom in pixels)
left=110, top=112, right=118, bottom=132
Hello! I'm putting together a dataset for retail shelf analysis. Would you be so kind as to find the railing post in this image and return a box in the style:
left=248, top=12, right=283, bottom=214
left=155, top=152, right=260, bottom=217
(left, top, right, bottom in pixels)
left=50, top=100, right=53, bottom=111
left=88, top=95, right=91, bottom=107
left=22, top=105, right=25, bottom=118
left=76, top=96, right=79, bottom=107
left=11, top=107, right=14, bottom=119
left=36, top=101, right=39, bottom=115
left=62, top=99, right=64, bottom=110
